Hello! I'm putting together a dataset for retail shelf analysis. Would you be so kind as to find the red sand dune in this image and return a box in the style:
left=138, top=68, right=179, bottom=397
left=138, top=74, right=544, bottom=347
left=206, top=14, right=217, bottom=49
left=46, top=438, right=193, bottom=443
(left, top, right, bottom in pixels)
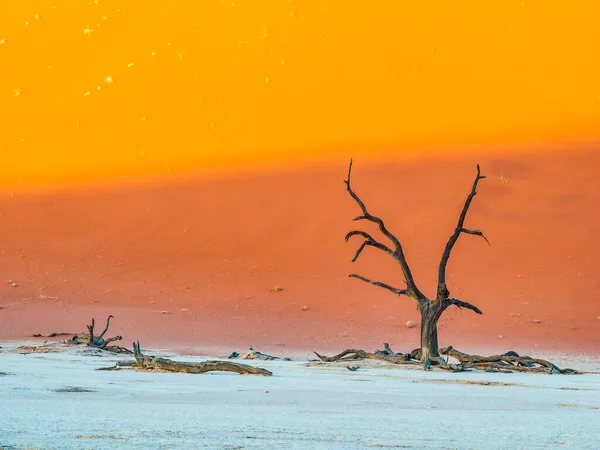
left=1, top=149, right=599, bottom=356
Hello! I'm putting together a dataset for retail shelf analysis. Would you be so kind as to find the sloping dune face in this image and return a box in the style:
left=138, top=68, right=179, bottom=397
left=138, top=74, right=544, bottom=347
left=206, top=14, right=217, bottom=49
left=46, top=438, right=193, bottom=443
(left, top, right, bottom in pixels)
left=1, top=2, right=599, bottom=354
left=1, top=150, right=598, bottom=354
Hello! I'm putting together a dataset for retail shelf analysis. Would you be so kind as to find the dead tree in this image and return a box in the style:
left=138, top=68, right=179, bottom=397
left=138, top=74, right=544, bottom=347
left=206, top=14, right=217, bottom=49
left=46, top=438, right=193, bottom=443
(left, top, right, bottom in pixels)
left=344, top=160, right=488, bottom=361
left=65, top=315, right=130, bottom=353
left=86, top=315, right=122, bottom=349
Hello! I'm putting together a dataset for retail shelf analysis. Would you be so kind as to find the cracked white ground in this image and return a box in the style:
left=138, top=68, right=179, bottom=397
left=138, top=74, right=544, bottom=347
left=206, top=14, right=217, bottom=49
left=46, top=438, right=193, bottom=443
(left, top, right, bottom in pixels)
left=1, top=343, right=599, bottom=450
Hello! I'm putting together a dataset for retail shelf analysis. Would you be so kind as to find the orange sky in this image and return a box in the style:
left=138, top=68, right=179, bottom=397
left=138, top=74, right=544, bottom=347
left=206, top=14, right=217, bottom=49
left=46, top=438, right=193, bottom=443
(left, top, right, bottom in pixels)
left=1, top=0, right=599, bottom=190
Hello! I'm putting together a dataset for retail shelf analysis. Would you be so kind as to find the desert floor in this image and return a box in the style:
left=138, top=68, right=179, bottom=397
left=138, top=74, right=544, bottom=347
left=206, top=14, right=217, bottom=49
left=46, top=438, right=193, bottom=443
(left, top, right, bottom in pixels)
left=1, top=343, right=599, bottom=450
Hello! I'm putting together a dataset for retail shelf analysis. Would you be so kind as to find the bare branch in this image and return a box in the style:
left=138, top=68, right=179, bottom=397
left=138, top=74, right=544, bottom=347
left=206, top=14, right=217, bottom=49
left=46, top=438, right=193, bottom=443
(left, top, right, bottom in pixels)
left=344, top=159, right=421, bottom=296
left=349, top=273, right=407, bottom=296
left=444, top=298, right=483, bottom=315
left=461, top=228, right=490, bottom=246
left=351, top=240, right=369, bottom=262
left=96, top=315, right=114, bottom=341
left=87, top=318, right=95, bottom=346
left=345, top=230, right=394, bottom=262
left=100, top=335, right=123, bottom=349
left=437, top=165, right=487, bottom=300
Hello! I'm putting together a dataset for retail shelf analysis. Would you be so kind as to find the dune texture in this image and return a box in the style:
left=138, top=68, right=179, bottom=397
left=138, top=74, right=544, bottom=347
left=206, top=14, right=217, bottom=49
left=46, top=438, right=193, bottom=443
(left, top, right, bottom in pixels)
left=1, top=2, right=599, bottom=355
left=1, top=150, right=598, bottom=355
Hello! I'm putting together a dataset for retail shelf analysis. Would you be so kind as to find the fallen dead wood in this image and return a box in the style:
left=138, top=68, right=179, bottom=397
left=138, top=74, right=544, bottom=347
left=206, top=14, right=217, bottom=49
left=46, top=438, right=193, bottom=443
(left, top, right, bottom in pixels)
left=313, top=348, right=461, bottom=372
left=32, top=332, right=79, bottom=338
left=439, top=346, right=580, bottom=374
left=86, top=315, right=122, bottom=349
left=375, top=342, right=404, bottom=357
left=241, top=348, right=291, bottom=361
left=313, top=344, right=579, bottom=374
left=97, top=361, right=137, bottom=371
left=65, top=316, right=131, bottom=354
left=314, top=344, right=417, bottom=366
left=17, top=345, right=65, bottom=354
left=131, top=342, right=272, bottom=376
left=65, top=332, right=92, bottom=345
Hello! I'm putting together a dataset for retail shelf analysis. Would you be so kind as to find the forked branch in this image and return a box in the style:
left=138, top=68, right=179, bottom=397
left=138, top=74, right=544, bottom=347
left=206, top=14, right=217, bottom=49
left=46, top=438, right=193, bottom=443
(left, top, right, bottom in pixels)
left=437, top=165, right=488, bottom=300
left=344, top=159, right=422, bottom=298
left=84, top=315, right=126, bottom=352
left=345, top=230, right=394, bottom=262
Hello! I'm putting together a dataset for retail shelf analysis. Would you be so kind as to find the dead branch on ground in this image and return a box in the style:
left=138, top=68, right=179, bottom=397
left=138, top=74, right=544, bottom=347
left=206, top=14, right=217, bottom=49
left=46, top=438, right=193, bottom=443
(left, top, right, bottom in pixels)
left=439, top=346, right=580, bottom=374
left=241, top=348, right=291, bottom=361
left=17, top=345, right=64, bottom=354
left=32, top=332, right=79, bottom=338
left=314, top=344, right=415, bottom=365
left=129, top=342, right=272, bottom=375
left=313, top=344, right=580, bottom=374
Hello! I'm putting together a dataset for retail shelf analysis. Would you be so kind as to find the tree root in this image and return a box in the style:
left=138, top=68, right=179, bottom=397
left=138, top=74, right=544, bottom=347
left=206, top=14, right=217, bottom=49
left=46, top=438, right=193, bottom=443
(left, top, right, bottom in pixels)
left=313, top=344, right=580, bottom=374
left=439, top=346, right=580, bottom=374
left=131, top=342, right=272, bottom=376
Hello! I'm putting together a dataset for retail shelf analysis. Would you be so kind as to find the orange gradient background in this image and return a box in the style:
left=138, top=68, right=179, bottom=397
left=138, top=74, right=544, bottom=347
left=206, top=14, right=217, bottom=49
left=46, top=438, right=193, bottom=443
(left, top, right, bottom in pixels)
left=1, top=0, right=599, bottom=190
left=1, top=1, right=599, bottom=356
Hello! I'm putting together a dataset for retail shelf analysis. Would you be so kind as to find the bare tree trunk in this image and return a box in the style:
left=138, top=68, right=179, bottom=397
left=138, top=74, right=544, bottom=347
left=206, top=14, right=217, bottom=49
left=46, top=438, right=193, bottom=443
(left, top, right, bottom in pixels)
left=419, top=304, right=440, bottom=360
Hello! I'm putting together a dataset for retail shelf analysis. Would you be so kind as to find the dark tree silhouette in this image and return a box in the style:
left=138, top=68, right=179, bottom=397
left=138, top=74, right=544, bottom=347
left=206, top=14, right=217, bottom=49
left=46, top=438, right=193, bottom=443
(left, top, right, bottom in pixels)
left=344, top=160, right=488, bottom=361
